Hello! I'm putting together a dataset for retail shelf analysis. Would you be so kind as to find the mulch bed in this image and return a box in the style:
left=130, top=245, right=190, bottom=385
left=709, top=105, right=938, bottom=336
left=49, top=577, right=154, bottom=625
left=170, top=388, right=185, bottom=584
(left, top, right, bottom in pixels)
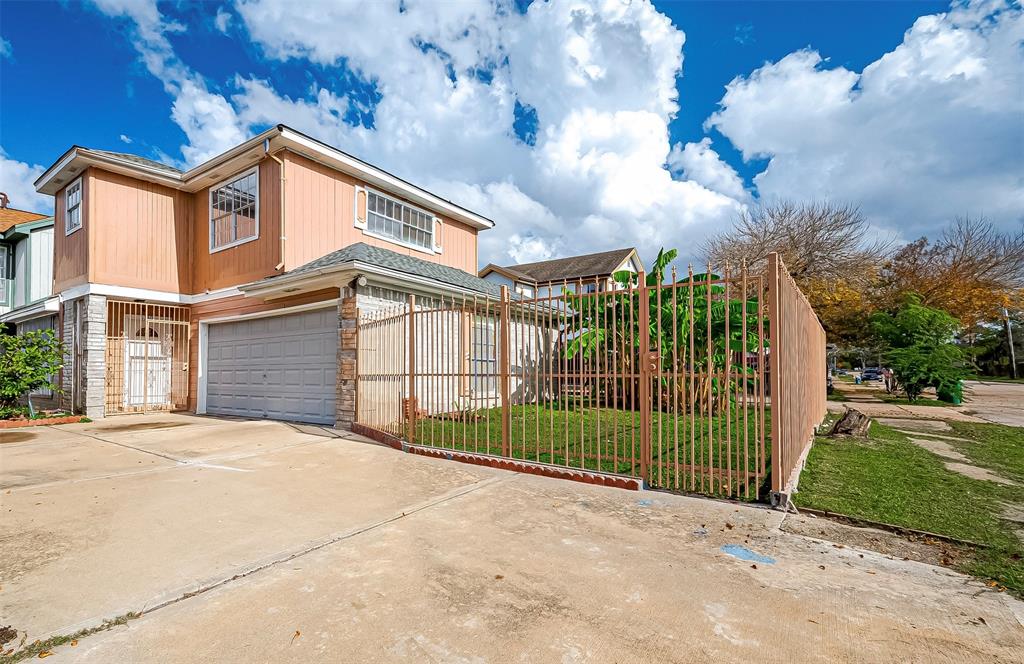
left=0, top=415, right=86, bottom=429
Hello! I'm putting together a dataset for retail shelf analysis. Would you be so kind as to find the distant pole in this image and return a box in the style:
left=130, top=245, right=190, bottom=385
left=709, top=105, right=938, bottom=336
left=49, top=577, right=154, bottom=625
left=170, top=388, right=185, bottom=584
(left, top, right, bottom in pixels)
left=1005, top=307, right=1017, bottom=380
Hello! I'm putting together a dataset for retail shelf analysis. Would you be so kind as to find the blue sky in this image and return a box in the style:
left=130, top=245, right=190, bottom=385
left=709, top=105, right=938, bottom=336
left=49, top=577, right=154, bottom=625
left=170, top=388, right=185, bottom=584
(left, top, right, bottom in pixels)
left=1, top=0, right=1020, bottom=266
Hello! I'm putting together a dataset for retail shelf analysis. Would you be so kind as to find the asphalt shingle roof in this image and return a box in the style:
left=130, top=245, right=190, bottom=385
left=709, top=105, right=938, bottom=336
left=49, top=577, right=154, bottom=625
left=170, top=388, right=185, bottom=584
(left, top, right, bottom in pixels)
left=90, top=150, right=182, bottom=175
left=0, top=208, right=50, bottom=234
left=490, top=247, right=637, bottom=284
left=263, top=242, right=505, bottom=297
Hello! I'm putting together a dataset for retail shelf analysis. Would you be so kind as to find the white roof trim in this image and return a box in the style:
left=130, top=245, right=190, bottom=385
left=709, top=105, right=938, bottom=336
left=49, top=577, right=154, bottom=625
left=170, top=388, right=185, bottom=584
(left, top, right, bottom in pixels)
left=0, top=296, right=60, bottom=324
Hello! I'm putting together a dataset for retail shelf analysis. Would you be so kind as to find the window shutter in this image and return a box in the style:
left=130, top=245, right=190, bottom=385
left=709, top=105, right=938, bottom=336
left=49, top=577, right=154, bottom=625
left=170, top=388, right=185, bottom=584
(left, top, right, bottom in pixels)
left=434, top=217, right=443, bottom=254
left=355, top=187, right=367, bottom=229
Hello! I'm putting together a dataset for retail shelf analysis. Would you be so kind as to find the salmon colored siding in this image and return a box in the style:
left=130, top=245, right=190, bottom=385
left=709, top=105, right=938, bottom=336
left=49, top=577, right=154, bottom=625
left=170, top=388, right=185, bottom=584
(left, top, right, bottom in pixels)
left=192, top=158, right=283, bottom=293
left=185, top=288, right=341, bottom=411
left=283, top=152, right=478, bottom=274
left=53, top=170, right=90, bottom=292
left=88, top=169, right=193, bottom=293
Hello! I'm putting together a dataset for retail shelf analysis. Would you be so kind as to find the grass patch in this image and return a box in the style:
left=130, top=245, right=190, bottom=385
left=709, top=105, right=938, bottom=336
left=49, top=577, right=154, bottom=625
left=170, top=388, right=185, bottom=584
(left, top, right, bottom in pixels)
left=414, top=403, right=771, bottom=499
left=0, top=612, right=141, bottom=663
left=947, top=421, right=1024, bottom=484
left=795, top=421, right=1024, bottom=596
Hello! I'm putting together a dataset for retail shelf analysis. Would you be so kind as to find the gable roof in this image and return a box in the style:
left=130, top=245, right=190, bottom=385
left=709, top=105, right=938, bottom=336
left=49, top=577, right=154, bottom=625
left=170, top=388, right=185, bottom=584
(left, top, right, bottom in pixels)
left=244, top=242, right=504, bottom=298
left=0, top=207, right=50, bottom=234
left=481, top=247, right=639, bottom=284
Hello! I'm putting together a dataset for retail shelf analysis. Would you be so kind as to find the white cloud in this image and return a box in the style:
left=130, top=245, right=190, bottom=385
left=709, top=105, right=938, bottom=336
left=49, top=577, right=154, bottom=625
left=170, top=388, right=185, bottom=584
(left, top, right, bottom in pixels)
left=0, top=37, right=12, bottom=60
left=214, top=7, right=232, bottom=34
left=668, top=138, right=749, bottom=202
left=706, top=0, right=1024, bottom=241
left=0, top=150, right=53, bottom=214
left=119, top=134, right=133, bottom=144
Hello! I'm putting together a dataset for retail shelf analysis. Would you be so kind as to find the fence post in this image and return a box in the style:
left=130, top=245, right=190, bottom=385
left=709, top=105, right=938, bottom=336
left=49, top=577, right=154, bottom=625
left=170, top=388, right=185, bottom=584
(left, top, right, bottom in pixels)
left=637, top=271, right=651, bottom=484
left=767, top=253, right=783, bottom=496
left=407, top=294, right=416, bottom=444
left=499, top=286, right=511, bottom=456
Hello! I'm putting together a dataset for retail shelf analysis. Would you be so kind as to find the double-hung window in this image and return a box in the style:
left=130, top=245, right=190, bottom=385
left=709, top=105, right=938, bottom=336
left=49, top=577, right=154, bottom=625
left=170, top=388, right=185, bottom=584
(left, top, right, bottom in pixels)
left=65, top=178, right=82, bottom=235
left=366, top=191, right=434, bottom=251
left=0, top=244, right=9, bottom=306
left=209, top=168, right=258, bottom=252
left=470, top=315, right=498, bottom=396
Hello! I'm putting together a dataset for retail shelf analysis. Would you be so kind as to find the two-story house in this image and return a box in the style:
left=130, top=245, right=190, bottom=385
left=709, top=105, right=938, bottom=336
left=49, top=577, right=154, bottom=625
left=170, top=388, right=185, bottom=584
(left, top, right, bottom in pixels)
left=479, top=247, right=643, bottom=297
left=33, top=125, right=500, bottom=427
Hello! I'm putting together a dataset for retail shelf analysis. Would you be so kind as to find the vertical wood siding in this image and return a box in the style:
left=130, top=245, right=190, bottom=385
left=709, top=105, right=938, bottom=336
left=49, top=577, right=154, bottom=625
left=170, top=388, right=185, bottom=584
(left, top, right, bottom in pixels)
left=52, top=169, right=90, bottom=292
left=191, top=158, right=282, bottom=293
left=284, top=152, right=479, bottom=274
left=88, top=169, right=193, bottom=293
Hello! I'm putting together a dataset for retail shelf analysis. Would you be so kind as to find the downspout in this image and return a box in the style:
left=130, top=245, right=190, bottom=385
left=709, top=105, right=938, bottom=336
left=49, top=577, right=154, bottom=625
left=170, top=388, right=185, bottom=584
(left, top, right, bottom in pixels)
left=264, top=139, right=287, bottom=270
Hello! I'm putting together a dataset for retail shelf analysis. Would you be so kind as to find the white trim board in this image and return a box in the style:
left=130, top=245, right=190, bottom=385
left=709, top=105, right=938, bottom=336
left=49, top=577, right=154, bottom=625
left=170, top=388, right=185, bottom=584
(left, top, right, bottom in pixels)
left=58, top=283, right=243, bottom=305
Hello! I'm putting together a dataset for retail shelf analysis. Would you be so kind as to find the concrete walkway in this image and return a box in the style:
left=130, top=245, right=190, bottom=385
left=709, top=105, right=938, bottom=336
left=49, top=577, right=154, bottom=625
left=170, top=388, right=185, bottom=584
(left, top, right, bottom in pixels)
left=2, top=415, right=1022, bottom=662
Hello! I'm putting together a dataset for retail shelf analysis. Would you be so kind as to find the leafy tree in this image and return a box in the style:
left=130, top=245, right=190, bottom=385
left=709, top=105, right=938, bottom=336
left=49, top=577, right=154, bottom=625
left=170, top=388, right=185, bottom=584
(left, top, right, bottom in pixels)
left=0, top=329, right=64, bottom=416
left=870, top=296, right=965, bottom=402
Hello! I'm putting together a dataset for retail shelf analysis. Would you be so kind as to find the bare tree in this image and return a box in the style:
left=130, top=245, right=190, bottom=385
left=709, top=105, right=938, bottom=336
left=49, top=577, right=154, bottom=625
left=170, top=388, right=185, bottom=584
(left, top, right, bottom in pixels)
left=702, top=201, right=892, bottom=285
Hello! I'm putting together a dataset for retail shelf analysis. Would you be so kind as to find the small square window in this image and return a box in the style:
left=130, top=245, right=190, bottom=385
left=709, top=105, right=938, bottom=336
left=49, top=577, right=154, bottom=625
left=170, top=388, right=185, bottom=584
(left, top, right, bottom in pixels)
left=209, top=168, right=259, bottom=252
left=65, top=178, right=83, bottom=236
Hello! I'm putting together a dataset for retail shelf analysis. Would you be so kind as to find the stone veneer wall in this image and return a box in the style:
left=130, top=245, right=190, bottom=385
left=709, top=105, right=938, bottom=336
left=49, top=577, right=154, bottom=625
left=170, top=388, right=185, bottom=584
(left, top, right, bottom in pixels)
left=59, top=294, right=107, bottom=418
left=336, top=292, right=358, bottom=429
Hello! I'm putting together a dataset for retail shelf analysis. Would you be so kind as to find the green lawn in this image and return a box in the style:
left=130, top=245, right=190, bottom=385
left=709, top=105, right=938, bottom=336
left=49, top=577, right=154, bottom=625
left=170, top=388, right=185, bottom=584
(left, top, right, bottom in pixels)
left=880, top=395, right=959, bottom=407
left=795, top=419, right=1024, bottom=596
left=414, top=403, right=770, bottom=499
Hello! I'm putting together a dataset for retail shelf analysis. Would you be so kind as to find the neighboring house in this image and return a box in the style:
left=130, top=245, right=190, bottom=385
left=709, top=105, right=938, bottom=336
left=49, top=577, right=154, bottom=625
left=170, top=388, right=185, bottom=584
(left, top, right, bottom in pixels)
left=479, top=247, right=644, bottom=298
left=0, top=200, right=60, bottom=408
left=33, top=124, right=499, bottom=426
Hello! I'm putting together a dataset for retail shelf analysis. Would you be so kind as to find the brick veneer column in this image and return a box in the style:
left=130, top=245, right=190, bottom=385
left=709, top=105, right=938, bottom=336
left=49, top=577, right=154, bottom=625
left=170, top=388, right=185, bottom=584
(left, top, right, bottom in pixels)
left=336, top=294, right=358, bottom=429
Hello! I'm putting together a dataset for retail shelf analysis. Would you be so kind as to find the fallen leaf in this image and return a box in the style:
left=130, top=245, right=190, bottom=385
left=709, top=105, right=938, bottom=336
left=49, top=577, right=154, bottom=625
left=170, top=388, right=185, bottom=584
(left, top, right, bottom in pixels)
left=750, top=564, right=757, bottom=570
left=494, top=574, right=504, bottom=580
left=71, top=640, right=78, bottom=647
left=725, top=523, right=734, bottom=530
left=291, top=630, right=301, bottom=644
left=866, top=570, right=876, bottom=575
left=38, top=652, right=53, bottom=659
left=818, top=565, right=826, bottom=570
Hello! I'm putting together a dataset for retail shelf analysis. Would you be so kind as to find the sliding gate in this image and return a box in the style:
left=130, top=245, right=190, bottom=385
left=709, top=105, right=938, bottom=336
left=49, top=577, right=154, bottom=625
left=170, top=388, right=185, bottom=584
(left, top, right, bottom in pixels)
left=356, top=253, right=824, bottom=501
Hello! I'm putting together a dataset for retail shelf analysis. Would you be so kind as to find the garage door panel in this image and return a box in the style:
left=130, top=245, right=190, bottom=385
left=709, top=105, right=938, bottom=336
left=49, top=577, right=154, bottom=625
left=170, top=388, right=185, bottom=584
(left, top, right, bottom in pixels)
left=206, top=308, right=337, bottom=425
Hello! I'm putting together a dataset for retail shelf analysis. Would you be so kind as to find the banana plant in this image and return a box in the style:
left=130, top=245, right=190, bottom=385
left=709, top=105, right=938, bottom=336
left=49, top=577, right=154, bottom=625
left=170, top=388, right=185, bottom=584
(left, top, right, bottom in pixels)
left=563, top=247, right=764, bottom=412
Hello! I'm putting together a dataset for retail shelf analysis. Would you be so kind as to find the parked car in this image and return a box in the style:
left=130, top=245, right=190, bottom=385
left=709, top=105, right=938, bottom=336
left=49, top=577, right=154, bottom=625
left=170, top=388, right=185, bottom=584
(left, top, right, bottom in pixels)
left=861, top=367, right=882, bottom=381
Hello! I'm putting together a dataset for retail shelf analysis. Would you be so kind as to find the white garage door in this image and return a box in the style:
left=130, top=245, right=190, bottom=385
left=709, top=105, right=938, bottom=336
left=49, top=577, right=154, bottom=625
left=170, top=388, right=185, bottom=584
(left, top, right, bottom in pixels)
left=206, top=308, right=337, bottom=425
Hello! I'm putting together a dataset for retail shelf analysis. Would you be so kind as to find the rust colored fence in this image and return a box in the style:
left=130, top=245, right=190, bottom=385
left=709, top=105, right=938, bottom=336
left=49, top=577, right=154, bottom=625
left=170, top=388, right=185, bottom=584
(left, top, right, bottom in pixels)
left=767, top=252, right=827, bottom=500
left=356, top=255, right=824, bottom=502
left=105, top=301, right=191, bottom=414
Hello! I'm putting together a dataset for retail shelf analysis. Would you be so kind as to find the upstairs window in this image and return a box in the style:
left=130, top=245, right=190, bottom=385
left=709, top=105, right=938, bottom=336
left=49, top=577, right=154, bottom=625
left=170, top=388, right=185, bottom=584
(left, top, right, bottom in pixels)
left=210, top=168, right=258, bottom=252
left=65, top=178, right=82, bottom=235
left=366, top=191, right=434, bottom=251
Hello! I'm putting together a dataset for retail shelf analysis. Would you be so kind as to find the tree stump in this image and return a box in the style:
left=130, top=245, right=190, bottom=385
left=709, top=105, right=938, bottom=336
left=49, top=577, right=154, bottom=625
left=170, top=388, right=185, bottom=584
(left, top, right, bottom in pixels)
left=830, top=408, right=871, bottom=437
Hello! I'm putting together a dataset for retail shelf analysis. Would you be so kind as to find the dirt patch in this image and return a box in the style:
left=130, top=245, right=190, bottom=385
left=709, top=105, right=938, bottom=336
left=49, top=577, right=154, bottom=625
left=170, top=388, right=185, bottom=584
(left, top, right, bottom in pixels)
left=782, top=514, right=968, bottom=568
left=91, top=421, right=190, bottom=433
left=907, top=437, right=967, bottom=461
left=875, top=418, right=951, bottom=432
left=943, top=462, right=1016, bottom=486
left=0, top=432, right=38, bottom=444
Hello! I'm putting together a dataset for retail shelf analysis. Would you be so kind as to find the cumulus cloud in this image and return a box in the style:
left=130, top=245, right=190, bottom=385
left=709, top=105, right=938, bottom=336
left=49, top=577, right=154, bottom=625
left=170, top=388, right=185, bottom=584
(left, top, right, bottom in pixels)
left=706, top=0, right=1024, bottom=241
left=1, top=37, right=12, bottom=60
left=668, top=138, right=748, bottom=202
left=214, top=7, right=232, bottom=34
left=0, top=150, right=53, bottom=214
left=87, top=0, right=744, bottom=267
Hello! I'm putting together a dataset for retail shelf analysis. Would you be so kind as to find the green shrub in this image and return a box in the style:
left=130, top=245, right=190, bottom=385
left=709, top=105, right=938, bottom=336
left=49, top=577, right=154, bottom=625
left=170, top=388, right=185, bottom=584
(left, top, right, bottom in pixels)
left=0, top=329, right=65, bottom=417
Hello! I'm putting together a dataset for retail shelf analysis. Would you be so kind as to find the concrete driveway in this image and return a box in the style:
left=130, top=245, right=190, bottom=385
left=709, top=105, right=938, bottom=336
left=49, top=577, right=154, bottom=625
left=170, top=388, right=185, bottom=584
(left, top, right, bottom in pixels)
left=1, top=415, right=1022, bottom=662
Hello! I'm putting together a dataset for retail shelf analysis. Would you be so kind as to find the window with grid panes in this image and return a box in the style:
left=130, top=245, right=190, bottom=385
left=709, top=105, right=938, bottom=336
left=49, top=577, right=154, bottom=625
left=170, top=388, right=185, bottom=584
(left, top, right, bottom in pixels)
left=209, top=168, right=258, bottom=251
left=366, top=191, right=434, bottom=250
